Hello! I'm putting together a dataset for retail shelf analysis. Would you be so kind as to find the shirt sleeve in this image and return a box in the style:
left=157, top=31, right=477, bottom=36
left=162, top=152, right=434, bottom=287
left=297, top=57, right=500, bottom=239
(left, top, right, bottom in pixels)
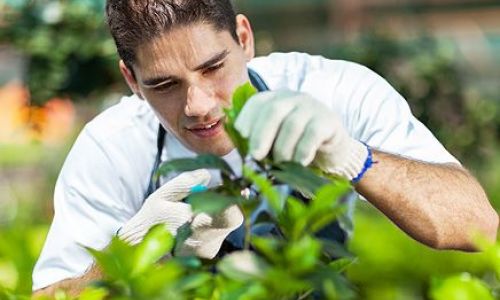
left=344, top=63, right=460, bottom=164
left=32, top=128, right=138, bottom=290
left=296, top=58, right=461, bottom=165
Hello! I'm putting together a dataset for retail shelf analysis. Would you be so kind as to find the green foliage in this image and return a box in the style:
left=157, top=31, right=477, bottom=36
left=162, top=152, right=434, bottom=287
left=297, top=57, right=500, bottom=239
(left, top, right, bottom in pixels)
left=0, top=0, right=121, bottom=104
left=430, top=273, right=495, bottom=300
left=347, top=202, right=500, bottom=300
left=326, top=33, right=499, bottom=168
left=156, top=154, right=236, bottom=180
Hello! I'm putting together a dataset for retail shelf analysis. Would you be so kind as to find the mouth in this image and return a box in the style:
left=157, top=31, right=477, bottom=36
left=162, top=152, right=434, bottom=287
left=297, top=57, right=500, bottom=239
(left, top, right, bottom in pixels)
left=186, top=118, right=224, bottom=138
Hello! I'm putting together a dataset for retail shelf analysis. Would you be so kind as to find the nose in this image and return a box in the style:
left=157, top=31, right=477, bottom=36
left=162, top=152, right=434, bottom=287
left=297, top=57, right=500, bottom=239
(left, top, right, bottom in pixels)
left=185, top=84, right=218, bottom=117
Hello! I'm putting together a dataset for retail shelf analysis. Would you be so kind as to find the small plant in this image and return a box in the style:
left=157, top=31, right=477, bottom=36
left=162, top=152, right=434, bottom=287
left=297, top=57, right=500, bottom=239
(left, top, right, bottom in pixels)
left=78, top=83, right=357, bottom=300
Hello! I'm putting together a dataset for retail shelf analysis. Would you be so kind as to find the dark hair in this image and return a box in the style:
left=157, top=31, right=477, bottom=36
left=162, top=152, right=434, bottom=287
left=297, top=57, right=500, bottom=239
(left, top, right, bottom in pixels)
left=105, top=0, right=238, bottom=69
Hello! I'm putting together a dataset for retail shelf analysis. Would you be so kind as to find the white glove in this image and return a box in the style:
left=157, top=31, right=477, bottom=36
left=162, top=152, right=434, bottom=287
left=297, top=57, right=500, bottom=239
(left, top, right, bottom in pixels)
left=119, top=169, right=244, bottom=259
left=234, top=90, right=369, bottom=181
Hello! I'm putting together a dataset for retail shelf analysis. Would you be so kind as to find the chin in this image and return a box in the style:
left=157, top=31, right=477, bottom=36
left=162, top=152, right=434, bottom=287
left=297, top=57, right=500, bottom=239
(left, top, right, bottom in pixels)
left=188, top=138, right=235, bottom=157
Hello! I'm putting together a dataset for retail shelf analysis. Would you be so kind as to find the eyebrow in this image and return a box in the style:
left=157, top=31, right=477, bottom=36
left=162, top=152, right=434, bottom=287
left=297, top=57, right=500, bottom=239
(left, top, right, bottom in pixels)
left=193, top=49, right=229, bottom=71
left=142, top=50, right=230, bottom=87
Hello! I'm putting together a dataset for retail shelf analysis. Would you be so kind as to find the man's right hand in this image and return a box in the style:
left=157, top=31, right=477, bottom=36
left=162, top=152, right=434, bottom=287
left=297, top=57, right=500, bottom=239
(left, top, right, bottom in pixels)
left=118, top=169, right=243, bottom=259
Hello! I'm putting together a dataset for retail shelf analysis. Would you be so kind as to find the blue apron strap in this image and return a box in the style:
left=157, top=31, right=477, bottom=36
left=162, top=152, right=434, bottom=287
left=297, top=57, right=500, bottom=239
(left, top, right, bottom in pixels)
left=248, top=68, right=270, bottom=92
left=144, top=125, right=166, bottom=199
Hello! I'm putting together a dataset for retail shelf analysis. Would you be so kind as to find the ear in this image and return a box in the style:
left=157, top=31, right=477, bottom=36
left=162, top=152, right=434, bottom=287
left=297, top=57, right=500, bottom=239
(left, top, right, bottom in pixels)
left=119, top=60, right=144, bottom=99
left=235, top=14, right=255, bottom=61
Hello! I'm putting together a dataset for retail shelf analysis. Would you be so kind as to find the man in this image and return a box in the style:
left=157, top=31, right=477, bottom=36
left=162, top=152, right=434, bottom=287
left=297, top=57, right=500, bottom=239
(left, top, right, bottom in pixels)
left=33, top=0, right=498, bottom=296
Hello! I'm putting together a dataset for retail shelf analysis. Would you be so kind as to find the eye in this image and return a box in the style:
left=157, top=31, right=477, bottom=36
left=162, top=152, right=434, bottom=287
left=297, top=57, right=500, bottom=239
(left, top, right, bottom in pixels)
left=203, top=63, right=224, bottom=75
left=152, top=81, right=178, bottom=93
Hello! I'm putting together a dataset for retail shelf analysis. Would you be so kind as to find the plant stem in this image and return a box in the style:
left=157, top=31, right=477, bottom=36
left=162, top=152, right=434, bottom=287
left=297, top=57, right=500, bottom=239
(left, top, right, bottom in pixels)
left=297, top=289, right=314, bottom=300
left=244, top=213, right=251, bottom=250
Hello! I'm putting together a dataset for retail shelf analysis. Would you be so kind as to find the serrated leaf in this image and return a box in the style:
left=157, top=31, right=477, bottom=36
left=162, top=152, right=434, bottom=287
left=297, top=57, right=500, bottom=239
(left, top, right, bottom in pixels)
left=157, top=154, right=235, bottom=179
left=187, top=192, right=243, bottom=215
left=133, top=224, right=174, bottom=275
left=243, top=166, right=283, bottom=214
left=271, top=162, right=330, bottom=198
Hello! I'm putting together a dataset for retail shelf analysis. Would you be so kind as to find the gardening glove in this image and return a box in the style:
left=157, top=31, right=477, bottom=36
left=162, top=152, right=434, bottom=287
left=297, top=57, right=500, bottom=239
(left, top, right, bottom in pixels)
left=234, top=90, right=369, bottom=181
left=118, top=169, right=244, bottom=259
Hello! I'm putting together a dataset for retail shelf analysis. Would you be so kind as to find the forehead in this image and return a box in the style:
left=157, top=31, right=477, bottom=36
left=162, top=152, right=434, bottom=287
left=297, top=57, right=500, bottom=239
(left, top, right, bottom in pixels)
left=134, top=23, right=236, bottom=75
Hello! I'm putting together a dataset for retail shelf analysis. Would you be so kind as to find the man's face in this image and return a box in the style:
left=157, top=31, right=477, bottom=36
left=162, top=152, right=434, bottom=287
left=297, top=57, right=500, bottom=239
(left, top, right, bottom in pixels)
left=127, top=19, right=254, bottom=156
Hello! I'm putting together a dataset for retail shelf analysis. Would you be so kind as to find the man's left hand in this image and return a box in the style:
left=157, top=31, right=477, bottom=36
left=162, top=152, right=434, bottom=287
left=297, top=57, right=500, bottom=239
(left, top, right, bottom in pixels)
left=235, top=90, right=368, bottom=181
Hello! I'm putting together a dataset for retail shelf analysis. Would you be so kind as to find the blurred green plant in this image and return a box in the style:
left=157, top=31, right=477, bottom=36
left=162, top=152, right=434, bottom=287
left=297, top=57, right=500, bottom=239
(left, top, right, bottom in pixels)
left=347, top=201, right=499, bottom=300
left=326, top=33, right=500, bottom=170
left=0, top=0, right=122, bottom=105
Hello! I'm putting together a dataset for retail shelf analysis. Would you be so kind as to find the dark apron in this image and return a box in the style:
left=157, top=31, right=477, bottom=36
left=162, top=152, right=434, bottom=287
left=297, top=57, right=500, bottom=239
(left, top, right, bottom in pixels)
left=145, top=69, right=347, bottom=254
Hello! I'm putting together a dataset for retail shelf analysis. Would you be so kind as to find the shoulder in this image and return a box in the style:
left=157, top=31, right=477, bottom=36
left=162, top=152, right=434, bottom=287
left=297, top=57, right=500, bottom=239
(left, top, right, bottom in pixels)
left=248, top=52, right=386, bottom=93
left=59, top=94, right=159, bottom=212
left=84, top=94, right=157, bottom=143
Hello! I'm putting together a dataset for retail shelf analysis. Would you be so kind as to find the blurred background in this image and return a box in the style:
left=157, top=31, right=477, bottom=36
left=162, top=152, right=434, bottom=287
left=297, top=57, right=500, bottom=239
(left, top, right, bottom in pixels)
left=0, top=0, right=499, bottom=298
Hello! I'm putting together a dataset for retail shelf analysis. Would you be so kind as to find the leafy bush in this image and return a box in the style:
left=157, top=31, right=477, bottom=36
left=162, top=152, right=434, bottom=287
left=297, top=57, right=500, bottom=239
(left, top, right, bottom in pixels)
left=17, top=83, right=497, bottom=300
left=326, top=33, right=500, bottom=168
left=0, top=0, right=122, bottom=105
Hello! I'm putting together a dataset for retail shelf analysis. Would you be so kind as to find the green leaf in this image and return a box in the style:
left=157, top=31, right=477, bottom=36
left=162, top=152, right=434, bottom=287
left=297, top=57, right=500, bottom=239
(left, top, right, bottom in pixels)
left=223, top=124, right=249, bottom=158
left=173, top=223, right=193, bottom=256
left=187, top=191, right=243, bottom=215
left=218, top=250, right=269, bottom=281
left=278, top=196, right=308, bottom=240
left=134, top=262, right=185, bottom=298
left=250, top=236, right=282, bottom=264
left=264, top=268, right=312, bottom=296
left=133, top=224, right=174, bottom=275
left=78, top=287, right=109, bottom=300
left=86, top=237, right=135, bottom=281
left=328, top=258, right=356, bottom=273
left=223, top=82, right=257, bottom=158
left=321, top=239, right=355, bottom=259
left=231, top=82, right=257, bottom=118
left=243, top=165, right=283, bottom=214
left=285, top=236, right=322, bottom=274
left=174, top=256, right=202, bottom=269
left=157, top=154, right=235, bottom=179
left=176, top=273, right=212, bottom=291
left=271, top=162, right=330, bottom=198
left=239, top=198, right=261, bottom=219
left=312, top=182, right=351, bottom=211
left=430, top=273, right=495, bottom=300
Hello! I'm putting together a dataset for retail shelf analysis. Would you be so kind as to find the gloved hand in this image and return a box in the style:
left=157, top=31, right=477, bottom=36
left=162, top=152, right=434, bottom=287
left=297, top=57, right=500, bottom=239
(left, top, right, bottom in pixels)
left=118, top=169, right=244, bottom=259
left=234, top=90, right=369, bottom=181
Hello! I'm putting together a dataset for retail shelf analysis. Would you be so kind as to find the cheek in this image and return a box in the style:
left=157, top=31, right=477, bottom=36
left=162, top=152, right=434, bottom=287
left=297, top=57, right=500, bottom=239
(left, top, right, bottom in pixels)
left=144, top=93, right=185, bottom=130
left=217, top=66, right=248, bottom=106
